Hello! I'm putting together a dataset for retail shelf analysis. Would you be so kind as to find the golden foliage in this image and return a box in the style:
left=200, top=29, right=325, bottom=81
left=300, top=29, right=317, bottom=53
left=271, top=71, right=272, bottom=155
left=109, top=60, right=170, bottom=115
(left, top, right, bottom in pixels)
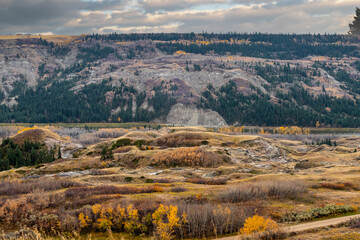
left=273, top=126, right=310, bottom=135
left=152, top=204, right=181, bottom=240
left=79, top=203, right=147, bottom=234
left=240, top=215, right=277, bottom=235
left=78, top=213, right=90, bottom=228
left=174, top=50, right=189, bottom=55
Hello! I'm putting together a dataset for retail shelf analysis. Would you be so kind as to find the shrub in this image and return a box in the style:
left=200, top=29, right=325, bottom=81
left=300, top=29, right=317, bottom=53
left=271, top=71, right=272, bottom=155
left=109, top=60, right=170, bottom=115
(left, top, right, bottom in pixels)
left=100, top=145, right=113, bottom=161
left=314, top=182, right=358, bottom=191
left=320, top=183, right=346, bottom=190
left=240, top=215, right=278, bottom=235
left=134, top=140, right=147, bottom=149
left=124, top=177, right=134, bottom=183
left=111, top=138, right=132, bottom=150
left=282, top=204, right=356, bottom=222
left=294, top=161, right=318, bottom=170
left=151, top=147, right=222, bottom=167
left=348, top=217, right=360, bottom=229
left=145, top=179, right=154, bottom=183
left=187, top=178, right=227, bottom=185
left=171, top=187, right=187, bottom=193
left=201, top=141, right=209, bottom=145
left=0, top=179, right=82, bottom=196
left=217, top=180, right=307, bottom=203
left=154, top=178, right=174, bottom=183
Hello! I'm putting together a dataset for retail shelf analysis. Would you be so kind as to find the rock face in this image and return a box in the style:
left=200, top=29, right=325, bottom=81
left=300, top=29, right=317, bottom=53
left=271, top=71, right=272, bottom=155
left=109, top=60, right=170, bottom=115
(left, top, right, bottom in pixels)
left=166, top=103, right=227, bottom=127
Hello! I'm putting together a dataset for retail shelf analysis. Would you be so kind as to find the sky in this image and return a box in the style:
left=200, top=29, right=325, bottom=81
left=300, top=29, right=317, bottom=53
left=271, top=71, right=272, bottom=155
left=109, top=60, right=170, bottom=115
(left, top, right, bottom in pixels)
left=0, top=0, right=358, bottom=35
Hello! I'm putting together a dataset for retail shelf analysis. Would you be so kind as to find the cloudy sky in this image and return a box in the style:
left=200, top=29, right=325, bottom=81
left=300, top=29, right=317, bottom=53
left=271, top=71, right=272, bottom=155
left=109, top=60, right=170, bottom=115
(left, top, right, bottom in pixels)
left=0, top=0, right=358, bottom=35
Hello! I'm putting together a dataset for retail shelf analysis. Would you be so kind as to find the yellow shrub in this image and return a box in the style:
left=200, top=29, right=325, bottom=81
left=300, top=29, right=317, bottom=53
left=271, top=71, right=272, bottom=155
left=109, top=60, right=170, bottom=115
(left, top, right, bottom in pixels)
left=153, top=186, right=164, bottom=192
left=96, top=217, right=113, bottom=231
left=240, top=215, right=277, bottom=235
left=92, top=204, right=102, bottom=215
left=124, top=204, right=144, bottom=234
left=78, top=213, right=91, bottom=229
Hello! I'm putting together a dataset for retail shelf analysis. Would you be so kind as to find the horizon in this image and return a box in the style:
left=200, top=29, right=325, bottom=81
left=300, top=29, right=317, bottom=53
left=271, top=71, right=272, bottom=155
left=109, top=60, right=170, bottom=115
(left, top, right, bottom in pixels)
left=0, top=0, right=358, bottom=35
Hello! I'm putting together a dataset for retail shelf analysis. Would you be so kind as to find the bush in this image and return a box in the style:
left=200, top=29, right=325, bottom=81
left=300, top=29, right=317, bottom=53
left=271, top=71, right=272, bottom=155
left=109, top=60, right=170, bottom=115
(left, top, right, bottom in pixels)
left=0, top=179, right=82, bottom=196
left=145, top=179, right=154, bottom=183
left=314, top=182, right=358, bottom=191
left=124, top=177, right=134, bottom=183
left=154, top=178, right=174, bottom=183
left=348, top=217, right=360, bottom=229
left=134, top=140, right=147, bottom=149
left=171, top=187, right=187, bottom=193
left=111, top=138, right=132, bottom=150
left=240, top=215, right=277, bottom=235
left=187, top=178, right=227, bottom=185
left=217, top=180, right=307, bottom=203
left=282, top=204, right=356, bottom=222
left=294, top=161, right=318, bottom=170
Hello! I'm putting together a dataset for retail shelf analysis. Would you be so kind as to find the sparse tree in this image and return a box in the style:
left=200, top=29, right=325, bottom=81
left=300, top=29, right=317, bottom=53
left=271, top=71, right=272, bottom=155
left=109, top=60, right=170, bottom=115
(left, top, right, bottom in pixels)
left=349, top=7, right=360, bottom=35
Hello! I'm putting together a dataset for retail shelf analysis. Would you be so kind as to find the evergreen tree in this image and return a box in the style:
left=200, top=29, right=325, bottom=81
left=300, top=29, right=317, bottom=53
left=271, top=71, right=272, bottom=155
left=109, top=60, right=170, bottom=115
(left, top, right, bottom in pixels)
left=101, top=146, right=108, bottom=161
left=14, top=146, right=24, bottom=168
left=58, top=146, right=62, bottom=159
left=349, top=7, right=360, bottom=35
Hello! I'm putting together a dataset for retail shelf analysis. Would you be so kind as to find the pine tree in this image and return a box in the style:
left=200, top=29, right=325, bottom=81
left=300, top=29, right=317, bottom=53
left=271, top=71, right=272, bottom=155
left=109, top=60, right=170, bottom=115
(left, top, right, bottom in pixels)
left=349, top=7, right=360, bottom=35
left=15, top=146, right=24, bottom=168
left=58, top=146, right=62, bottom=159
left=101, top=146, right=108, bottom=161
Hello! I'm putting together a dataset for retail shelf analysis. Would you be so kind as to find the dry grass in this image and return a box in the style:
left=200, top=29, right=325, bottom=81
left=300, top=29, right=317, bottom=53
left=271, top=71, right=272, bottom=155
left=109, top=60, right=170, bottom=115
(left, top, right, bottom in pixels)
left=11, top=128, right=64, bottom=145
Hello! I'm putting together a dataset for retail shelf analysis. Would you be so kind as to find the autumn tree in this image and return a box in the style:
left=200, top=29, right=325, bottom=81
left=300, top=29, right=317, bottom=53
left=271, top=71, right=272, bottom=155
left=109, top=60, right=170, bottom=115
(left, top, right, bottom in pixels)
left=349, top=7, right=360, bottom=35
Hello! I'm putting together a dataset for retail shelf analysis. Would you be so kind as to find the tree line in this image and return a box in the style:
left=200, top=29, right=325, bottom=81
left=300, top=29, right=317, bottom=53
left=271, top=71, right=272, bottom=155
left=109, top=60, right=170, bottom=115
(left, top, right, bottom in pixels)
left=0, top=138, right=58, bottom=171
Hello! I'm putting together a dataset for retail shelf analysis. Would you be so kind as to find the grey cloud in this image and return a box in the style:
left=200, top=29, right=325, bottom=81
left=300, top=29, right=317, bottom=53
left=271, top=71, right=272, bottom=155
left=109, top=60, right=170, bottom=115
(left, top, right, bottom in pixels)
left=138, top=0, right=229, bottom=12
left=0, top=0, right=358, bottom=35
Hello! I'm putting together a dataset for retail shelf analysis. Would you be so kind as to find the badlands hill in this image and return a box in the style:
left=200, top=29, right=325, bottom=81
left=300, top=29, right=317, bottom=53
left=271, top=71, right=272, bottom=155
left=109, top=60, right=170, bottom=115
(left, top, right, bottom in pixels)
left=0, top=33, right=360, bottom=127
